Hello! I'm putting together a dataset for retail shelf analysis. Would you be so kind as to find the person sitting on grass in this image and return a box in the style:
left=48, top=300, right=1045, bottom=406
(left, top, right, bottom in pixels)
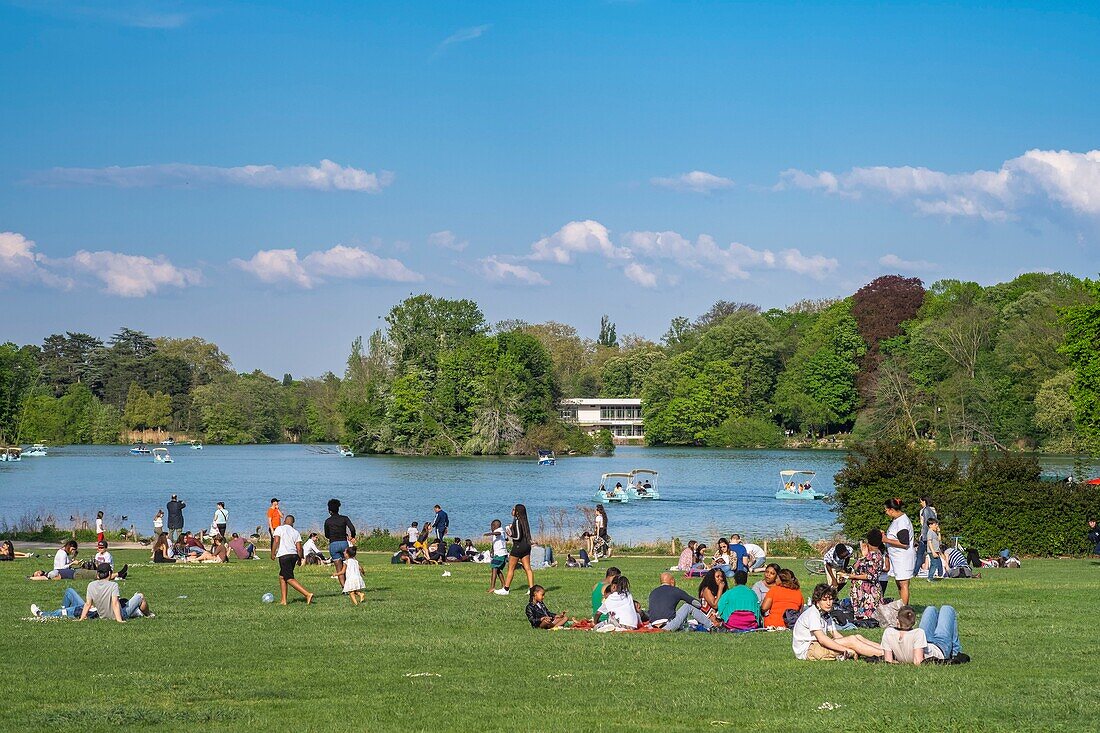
left=697, top=568, right=726, bottom=623
left=426, top=539, right=445, bottom=564
left=93, top=541, right=113, bottom=569
left=185, top=535, right=228, bottom=563
left=151, top=533, right=177, bottom=563
left=752, top=563, right=781, bottom=602
left=647, top=572, right=713, bottom=631
left=526, top=585, right=570, bottom=629
left=728, top=534, right=751, bottom=573
left=592, top=566, right=621, bottom=621
left=53, top=540, right=79, bottom=571
left=676, top=540, right=697, bottom=572
left=391, top=541, right=413, bottom=565
left=446, top=538, right=468, bottom=562
left=717, top=570, right=761, bottom=630
left=596, top=574, right=640, bottom=630
left=882, top=605, right=966, bottom=665
left=464, top=539, right=479, bottom=559
left=32, top=563, right=151, bottom=622
left=943, top=545, right=980, bottom=578
left=761, top=569, right=803, bottom=628
left=302, top=532, right=328, bottom=565
left=227, top=533, right=256, bottom=561
left=711, top=538, right=734, bottom=575
left=182, top=531, right=206, bottom=556
left=792, top=584, right=884, bottom=661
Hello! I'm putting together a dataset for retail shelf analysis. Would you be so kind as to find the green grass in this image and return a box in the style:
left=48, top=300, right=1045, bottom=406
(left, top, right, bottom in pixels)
left=2, top=552, right=1096, bottom=732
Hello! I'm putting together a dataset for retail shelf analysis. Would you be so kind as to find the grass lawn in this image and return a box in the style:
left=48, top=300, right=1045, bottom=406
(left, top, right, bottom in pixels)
left=2, top=551, right=1096, bottom=732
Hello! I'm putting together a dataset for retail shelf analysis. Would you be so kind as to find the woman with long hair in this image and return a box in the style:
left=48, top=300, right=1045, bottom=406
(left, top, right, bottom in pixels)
left=847, top=531, right=886, bottom=619
left=151, top=532, right=176, bottom=563
left=697, top=567, right=727, bottom=624
left=884, top=498, right=917, bottom=605
left=494, top=504, right=534, bottom=596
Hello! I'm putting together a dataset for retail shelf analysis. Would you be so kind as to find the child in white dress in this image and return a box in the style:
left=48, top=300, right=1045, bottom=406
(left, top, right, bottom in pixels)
left=339, top=545, right=365, bottom=605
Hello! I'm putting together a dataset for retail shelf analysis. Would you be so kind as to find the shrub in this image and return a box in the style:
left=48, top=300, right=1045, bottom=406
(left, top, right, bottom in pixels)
left=834, top=439, right=1100, bottom=555
left=703, top=416, right=785, bottom=448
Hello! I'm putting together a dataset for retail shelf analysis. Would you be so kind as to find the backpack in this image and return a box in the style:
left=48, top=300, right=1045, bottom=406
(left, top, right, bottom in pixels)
left=873, top=599, right=904, bottom=628
left=782, top=609, right=801, bottom=629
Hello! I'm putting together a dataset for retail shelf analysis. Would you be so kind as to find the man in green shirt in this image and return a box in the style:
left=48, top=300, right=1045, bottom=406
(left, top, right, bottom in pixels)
left=716, top=571, right=761, bottom=630
left=592, top=566, right=620, bottom=621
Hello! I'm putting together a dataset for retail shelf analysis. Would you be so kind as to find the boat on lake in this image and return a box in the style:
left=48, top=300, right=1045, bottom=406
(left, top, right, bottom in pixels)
left=23, top=443, right=48, bottom=457
left=153, top=447, right=173, bottom=464
left=538, top=449, right=556, bottom=466
left=627, top=468, right=659, bottom=499
left=594, top=472, right=632, bottom=504
left=0, top=447, right=21, bottom=462
left=189, top=440, right=203, bottom=450
left=160, top=437, right=175, bottom=446
left=775, top=469, right=826, bottom=500
left=129, top=443, right=151, bottom=455
left=338, top=445, right=355, bottom=457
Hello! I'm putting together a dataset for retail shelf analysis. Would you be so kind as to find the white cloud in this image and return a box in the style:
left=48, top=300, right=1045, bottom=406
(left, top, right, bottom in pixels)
left=433, top=24, right=491, bottom=57
left=0, top=231, right=72, bottom=289
left=620, top=230, right=777, bottom=280
left=428, top=230, right=468, bottom=252
left=650, top=170, right=734, bottom=193
left=780, top=249, right=839, bottom=280
left=528, top=220, right=630, bottom=263
left=65, top=250, right=201, bottom=297
left=778, top=149, right=1100, bottom=222
left=477, top=256, right=548, bottom=286
left=36, top=159, right=394, bottom=193
left=233, top=245, right=422, bottom=289
left=879, top=253, right=939, bottom=273
left=623, top=262, right=657, bottom=288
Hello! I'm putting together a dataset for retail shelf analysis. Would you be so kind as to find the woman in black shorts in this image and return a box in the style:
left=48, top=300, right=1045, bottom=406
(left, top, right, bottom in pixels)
left=494, top=504, right=534, bottom=596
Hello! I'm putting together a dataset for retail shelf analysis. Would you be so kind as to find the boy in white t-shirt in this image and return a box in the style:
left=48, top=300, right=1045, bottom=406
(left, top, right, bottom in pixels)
left=792, top=584, right=884, bottom=661
left=407, top=522, right=419, bottom=545
left=93, top=540, right=114, bottom=569
left=485, top=519, right=509, bottom=593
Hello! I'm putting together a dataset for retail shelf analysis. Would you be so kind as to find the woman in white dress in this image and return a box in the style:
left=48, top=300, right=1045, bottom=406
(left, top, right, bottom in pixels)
left=883, top=498, right=917, bottom=604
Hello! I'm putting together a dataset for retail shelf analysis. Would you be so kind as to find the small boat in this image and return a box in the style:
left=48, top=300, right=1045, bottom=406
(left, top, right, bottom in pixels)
left=0, top=447, right=22, bottom=462
left=775, top=470, right=826, bottom=500
left=189, top=440, right=203, bottom=450
left=338, top=445, right=355, bottom=457
left=627, top=468, right=660, bottom=500
left=153, top=447, right=173, bottom=464
left=537, top=449, right=556, bottom=466
left=23, top=443, right=48, bottom=457
left=129, top=443, right=151, bottom=455
left=594, top=472, right=632, bottom=504
left=160, top=437, right=175, bottom=446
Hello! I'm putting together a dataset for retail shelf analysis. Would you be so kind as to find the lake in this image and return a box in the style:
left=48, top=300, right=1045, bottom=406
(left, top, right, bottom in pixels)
left=0, top=445, right=1092, bottom=545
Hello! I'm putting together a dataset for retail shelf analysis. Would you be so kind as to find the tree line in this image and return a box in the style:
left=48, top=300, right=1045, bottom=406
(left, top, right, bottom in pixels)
left=2, top=271, right=1100, bottom=454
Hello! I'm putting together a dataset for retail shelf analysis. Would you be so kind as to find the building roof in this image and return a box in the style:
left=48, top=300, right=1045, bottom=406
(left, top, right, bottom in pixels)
left=559, top=398, right=641, bottom=406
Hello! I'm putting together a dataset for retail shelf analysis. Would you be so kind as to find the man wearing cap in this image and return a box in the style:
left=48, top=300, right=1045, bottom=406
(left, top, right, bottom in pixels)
left=166, top=494, right=186, bottom=543
left=267, top=498, right=283, bottom=543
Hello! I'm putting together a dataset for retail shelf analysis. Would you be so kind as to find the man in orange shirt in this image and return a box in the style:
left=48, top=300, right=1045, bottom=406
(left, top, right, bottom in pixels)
left=267, top=498, right=283, bottom=543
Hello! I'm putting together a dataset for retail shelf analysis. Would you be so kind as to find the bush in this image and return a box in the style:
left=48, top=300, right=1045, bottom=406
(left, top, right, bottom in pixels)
left=703, top=416, right=785, bottom=448
left=354, top=527, right=401, bottom=552
left=594, top=429, right=615, bottom=456
left=512, top=421, right=595, bottom=456
left=759, top=527, right=818, bottom=557
left=834, top=440, right=1100, bottom=555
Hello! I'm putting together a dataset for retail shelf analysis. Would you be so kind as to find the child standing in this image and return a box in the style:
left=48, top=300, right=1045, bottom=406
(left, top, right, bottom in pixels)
left=926, top=519, right=944, bottom=581
left=337, top=545, right=365, bottom=605
left=95, top=511, right=105, bottom=543
left=485, top=519, right=508, bottom=593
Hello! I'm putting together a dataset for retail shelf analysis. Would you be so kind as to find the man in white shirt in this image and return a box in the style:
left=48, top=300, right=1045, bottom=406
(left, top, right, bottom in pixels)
left=54, top=541, right=78, bottom=571
left=301, top=532, right=328, bottom=565
left=270, top=515, right=313, bottom=605
left=407, top=522, right=419, bottom=544
left=742, top=542, right=766, bottom=571
left=792, top=584, right=884, bottom=661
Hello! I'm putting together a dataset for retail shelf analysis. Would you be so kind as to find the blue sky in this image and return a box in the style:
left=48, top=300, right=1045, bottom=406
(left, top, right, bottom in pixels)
left=2, top=1, right=1098, bottom=376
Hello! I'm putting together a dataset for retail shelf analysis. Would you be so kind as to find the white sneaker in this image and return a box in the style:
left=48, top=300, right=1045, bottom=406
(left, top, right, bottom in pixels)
left=30, top=604, right=42, bottom=617
left=493, top=588, right=510, bottom=596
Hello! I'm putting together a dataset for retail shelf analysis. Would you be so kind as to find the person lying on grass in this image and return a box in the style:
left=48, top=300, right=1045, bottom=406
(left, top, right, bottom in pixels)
left=882, top=605, right=966, bottom=665
left=596, top=575, right=641, bottom=630
left=792, top=584, right=884, bottom=661
left=717, top=570, right=761, bottom=630
left=32, top=563, right=151, bottom=622
left=526, top=585, right=570, bottom=629
left=1, top=540, right=34, bottom=560
left=29, top=563, right=128, bottom=581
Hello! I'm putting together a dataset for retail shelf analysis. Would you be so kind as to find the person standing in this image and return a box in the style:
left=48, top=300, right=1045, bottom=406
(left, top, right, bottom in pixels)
left=324, top=498, right=357, bottom=581
left=266, top=498, right=282, bottom=543
left=95, top=511, right=105, bottom=543
left=166, top=495, right=186, bottom=543
left=1087, top=518, right=1100, bottom=556
left=884, top=498, right=917, bottom=605
left=271, top=515, right=313, bottom=605
left=213, top=502, right=229, bottom=538
left=494, top=504, right=534, bottom=596
left=152, top=509, right=164, bottom=540
left=433, top=505, right=449, bottom=542
left=914, top=496, right=938, bottom=574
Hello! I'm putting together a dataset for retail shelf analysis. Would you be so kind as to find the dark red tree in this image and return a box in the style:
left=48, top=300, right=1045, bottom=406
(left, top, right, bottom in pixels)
left=851, top=274, right=926, bottom=396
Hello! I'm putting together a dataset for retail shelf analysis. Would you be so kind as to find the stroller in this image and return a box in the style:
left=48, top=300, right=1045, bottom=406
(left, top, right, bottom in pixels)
left=592, top=534, right=613, bottom=561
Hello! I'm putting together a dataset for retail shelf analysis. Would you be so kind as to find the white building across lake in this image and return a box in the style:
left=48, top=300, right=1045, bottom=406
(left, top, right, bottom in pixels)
left=558, top=398, right=644, bottom=443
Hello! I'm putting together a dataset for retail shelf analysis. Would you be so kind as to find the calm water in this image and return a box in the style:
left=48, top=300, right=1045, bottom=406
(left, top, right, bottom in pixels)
left=0, top=445, right=1092, bottom=544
